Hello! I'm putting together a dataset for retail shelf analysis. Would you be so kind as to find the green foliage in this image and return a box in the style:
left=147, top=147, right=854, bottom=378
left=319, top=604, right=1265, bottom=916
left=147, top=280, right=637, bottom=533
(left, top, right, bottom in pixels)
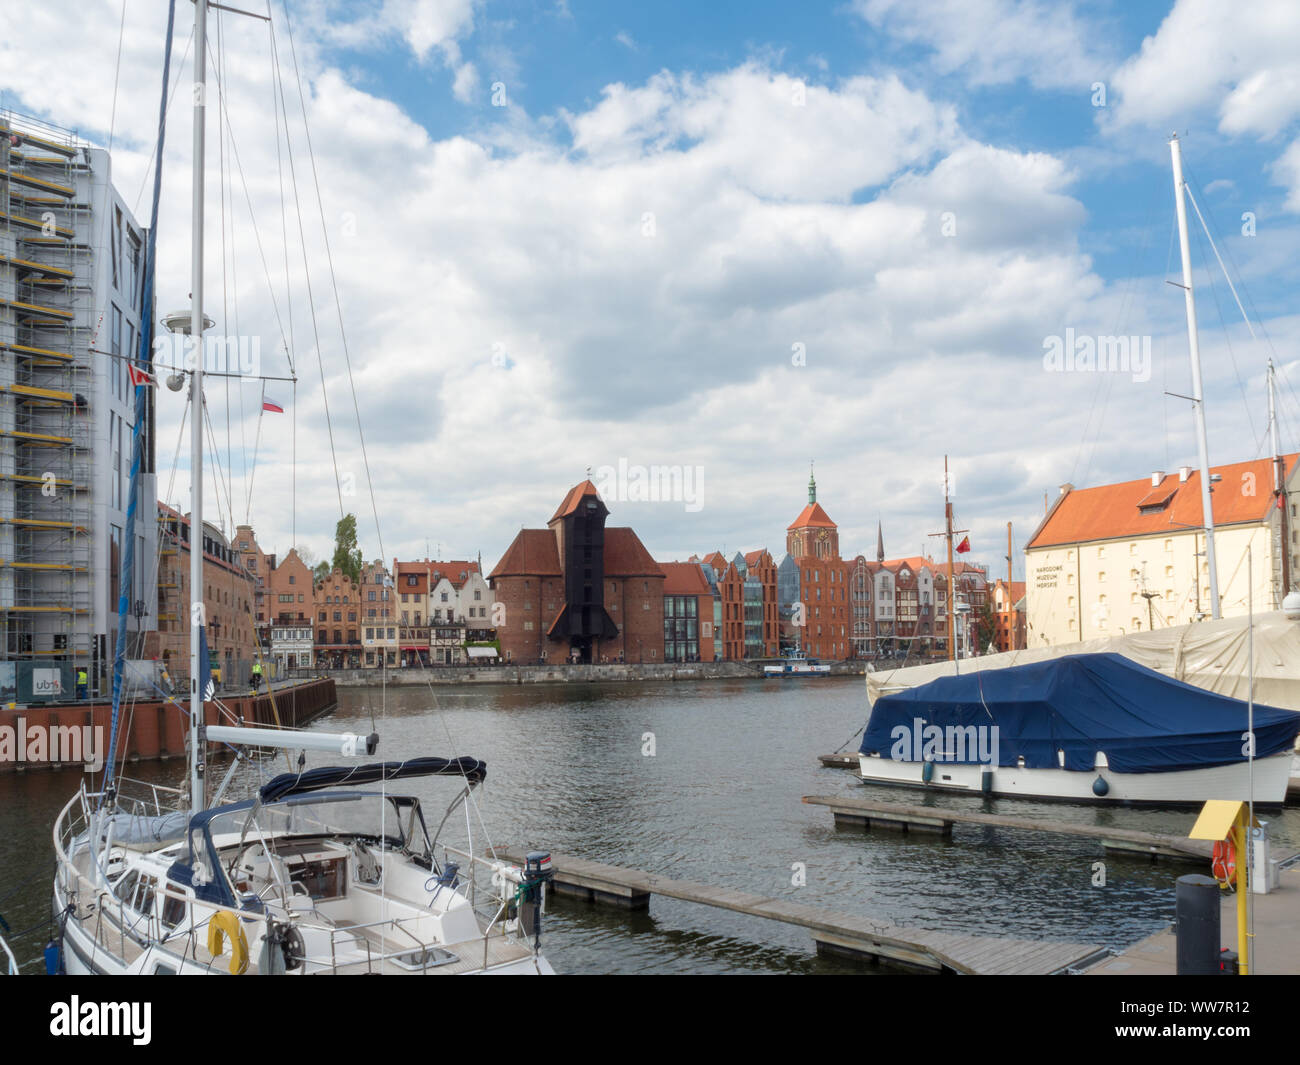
left=331, top=514, right=363, bottom=585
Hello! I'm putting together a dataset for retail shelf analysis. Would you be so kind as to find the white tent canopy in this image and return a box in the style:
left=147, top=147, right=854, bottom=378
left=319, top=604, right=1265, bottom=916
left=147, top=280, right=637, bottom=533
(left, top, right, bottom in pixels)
left=867, top=610, right=1300, bottom=711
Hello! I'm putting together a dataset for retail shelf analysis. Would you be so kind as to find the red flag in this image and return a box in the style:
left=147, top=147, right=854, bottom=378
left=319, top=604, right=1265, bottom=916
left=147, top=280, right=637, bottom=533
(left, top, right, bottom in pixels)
left=127, top=363, right=155, bottom=388
left=956, top=536, right=970, bottom=554
left=263, top=400, right=284, bottom=413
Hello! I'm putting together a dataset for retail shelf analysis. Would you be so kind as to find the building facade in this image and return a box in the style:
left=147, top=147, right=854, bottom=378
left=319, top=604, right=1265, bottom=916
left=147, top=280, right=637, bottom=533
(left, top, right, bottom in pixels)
left=0, top=113, right=157, bottom=697
left=785, top=472, right=852, bottom=660
left=313, top=568, right=361, bottom=669
left=659, top=561, right=715, bottom=662
left=155, top=505, right=258, bottom=685
left=490, top=481, right=665, bottom=663
left=1025, top=457, right=1300, bottom=646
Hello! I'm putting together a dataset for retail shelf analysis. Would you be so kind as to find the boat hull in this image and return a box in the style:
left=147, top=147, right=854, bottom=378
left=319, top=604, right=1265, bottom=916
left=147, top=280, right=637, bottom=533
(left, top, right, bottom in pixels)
left=857, top=750, right=1294, bottom=806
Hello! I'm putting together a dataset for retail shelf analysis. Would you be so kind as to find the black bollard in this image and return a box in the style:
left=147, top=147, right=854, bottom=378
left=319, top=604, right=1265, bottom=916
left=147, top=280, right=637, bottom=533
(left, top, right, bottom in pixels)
left=1175, top=874, right=1221, bottom=975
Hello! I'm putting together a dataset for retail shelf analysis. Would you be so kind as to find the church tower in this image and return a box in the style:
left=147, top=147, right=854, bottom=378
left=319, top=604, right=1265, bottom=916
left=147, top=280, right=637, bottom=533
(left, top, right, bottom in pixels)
left=786, top=464, right=840, bottom=560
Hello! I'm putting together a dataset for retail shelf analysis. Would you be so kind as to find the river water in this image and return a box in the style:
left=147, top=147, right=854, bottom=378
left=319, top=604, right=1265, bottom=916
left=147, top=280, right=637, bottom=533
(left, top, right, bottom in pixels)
left=2, top=676, right=1294, bottom=974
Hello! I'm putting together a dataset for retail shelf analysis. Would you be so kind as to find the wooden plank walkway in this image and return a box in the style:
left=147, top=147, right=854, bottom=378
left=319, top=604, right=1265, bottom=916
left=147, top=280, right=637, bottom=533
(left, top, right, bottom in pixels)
left=803, top=794, right=1212, bottom=862
left=498, top=847, right=1106, bottom=975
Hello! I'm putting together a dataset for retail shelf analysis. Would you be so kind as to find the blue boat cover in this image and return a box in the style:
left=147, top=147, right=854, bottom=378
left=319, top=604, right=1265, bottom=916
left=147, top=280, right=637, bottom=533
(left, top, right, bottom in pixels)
left=860, top=653, right=1300, bottom=774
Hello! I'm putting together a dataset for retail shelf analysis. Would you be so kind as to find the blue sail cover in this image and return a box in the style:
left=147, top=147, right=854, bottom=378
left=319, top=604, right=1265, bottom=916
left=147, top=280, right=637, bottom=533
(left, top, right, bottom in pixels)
left=860, top=653, right=1300, bottom=774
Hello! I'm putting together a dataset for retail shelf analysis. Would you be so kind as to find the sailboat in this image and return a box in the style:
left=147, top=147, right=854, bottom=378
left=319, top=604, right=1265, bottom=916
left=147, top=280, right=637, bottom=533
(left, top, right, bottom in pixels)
left=857, top=134, right=1300, bottom=804
left=50, top=0, right=554, bottom=975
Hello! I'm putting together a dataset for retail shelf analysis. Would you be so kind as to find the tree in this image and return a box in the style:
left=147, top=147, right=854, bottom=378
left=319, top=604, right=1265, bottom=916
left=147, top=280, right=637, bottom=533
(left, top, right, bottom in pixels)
left=313, top=560, right=331, bottom=583
left=331, top=514, right=363, bottom=585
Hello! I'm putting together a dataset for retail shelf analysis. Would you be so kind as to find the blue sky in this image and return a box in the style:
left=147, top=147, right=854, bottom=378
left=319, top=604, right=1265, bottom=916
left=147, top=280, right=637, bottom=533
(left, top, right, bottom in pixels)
left=4, top=0, right=1300, bottom=581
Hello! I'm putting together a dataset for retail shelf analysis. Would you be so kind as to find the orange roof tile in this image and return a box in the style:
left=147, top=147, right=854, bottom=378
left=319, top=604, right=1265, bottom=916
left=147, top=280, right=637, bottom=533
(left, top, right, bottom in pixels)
left=787, top=502, right=836, bottom=530
left=604, top=528, right=664, bottom=577
left=549, top=480, right=602, bottom=523
left=1027, top=455, right=1298, bottom=550
left=489, top=530, right=562, bottom=578
left=659, top=561, right=712, bottom=596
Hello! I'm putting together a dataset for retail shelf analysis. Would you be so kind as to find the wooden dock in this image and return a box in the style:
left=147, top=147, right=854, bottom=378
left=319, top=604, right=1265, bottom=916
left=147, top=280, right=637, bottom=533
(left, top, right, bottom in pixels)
left=803, top=794, right=1212, bottom=863
left=1087, top=864, right=1300, bottom=975
left=498, top=846, right=1106, bottom=975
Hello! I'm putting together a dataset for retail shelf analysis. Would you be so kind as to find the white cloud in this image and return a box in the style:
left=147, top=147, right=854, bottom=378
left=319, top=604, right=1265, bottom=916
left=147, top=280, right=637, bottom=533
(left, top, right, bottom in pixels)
left=853, top=0, right=1114, bottom=91
left=1, top=1, right=1291, bottom=580
left=1107, top=0, right=1300, bottom=207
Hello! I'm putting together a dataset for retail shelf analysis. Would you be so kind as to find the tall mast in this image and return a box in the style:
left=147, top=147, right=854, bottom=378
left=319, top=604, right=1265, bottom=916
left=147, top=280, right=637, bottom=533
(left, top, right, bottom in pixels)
left=1170, top=133, right=1221, bottom=620
left=1269, top=359, right=1291, bottom=604
left=188, top=0, right=208, bottom=814
left=1005, top=521, right=1013, bottom=650
left=945, top=457, right=956, bottom=662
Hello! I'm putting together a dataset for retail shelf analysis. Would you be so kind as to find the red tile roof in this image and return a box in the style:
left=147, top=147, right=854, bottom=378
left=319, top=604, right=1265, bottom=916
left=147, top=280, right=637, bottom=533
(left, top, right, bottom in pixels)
left=702, top=551, right=727, bottom=573
left=659, top=561, right=712, bottom=596
left=743, top=549, right=772, bottom=567
left=489, top=530, right=562, bottom=579
left=427, top=561, right=479, bottom=589
left=549, top=480, right=602, bottom=523
left=1027, top=455, right=1298, bottom=550
left=787, top=502, right=836, bottom=530
left=604, top=528, right=664, bottom=578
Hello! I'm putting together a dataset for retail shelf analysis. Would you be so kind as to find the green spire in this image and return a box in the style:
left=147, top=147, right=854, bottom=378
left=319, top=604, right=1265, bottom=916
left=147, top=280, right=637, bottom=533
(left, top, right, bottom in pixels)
left=808, top=462, right=816, bottom=504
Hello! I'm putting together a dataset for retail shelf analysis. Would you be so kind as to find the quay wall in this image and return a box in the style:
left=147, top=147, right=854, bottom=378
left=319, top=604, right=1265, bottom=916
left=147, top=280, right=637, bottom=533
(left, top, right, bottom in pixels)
left=0, top=677, right=337, bottom=773
left=320, top=660, right=867, bottom=687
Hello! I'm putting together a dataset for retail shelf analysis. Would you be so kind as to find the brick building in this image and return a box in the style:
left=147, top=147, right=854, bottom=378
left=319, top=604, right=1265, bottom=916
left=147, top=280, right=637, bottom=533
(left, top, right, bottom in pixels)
left=313, top=568, right=361, bottom=669
left=155, top=504, right=259, bottom=685
left=489, top=481, right=664, bottom=663
left=658, top=562, right=715, bottom=662
left=992, top=578, right=1027, bottom=652
left=785, top=471, right=852, bottom=660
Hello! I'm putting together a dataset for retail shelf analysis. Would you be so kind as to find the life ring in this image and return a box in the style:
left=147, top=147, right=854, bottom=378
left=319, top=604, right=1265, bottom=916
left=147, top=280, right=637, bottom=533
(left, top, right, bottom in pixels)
left=1211, top=839, right=1236, bottom=884
left=208, top=911, right=249, bottom=975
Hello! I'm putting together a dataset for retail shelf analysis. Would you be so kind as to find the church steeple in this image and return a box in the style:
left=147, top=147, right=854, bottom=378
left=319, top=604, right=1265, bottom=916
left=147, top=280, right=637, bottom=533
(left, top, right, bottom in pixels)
left=808, top=463, right=816, bottom=504
left=877, top=520, right=885, bottom=563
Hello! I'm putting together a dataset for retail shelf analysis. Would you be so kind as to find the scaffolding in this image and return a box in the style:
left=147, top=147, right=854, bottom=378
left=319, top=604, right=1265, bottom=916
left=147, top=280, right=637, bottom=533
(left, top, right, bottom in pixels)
left=0, top=112, right=95, bottom=671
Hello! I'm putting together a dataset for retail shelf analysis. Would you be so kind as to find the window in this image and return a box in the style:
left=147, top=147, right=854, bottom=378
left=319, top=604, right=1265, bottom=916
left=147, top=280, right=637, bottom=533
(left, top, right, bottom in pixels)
left=289, top=575, right=295, bottom=585
left=407, top=576, right=416, bottom=587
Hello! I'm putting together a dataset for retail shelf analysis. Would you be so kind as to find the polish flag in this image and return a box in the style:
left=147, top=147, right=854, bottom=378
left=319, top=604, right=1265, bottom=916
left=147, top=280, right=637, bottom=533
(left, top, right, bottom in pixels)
left=956, top=536, right=971, bottom=554
left=263, top=400, right=284, bottom=413
left=127, top=363, right=155, bottom=388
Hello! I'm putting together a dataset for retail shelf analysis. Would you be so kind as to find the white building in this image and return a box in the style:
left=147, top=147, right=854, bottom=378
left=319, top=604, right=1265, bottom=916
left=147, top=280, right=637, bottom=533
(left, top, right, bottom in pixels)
left=1025, top=457, right=1299, bottom=646
left=0, top=113, right=156, bottom=698
left=270, top=623, right=312, bottom=674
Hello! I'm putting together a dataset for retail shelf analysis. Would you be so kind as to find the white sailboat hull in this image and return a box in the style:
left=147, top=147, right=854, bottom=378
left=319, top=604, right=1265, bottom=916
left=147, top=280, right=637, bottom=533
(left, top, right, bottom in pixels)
left=857, top=750, right=1294, bottom=806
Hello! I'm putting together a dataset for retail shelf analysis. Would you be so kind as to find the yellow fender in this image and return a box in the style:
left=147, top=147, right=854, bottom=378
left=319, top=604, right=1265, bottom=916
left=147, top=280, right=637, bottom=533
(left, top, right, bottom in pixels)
left=207, top=911, right=249, bottom=975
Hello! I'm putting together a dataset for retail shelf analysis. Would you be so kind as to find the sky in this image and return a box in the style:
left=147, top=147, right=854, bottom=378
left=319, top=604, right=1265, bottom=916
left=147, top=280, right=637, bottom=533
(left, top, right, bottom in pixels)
left=3, top=0, right=1300, bottom=579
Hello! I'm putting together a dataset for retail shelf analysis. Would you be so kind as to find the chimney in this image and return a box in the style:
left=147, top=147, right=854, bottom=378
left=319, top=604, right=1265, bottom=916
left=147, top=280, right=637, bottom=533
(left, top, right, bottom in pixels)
left=1179, top=466, right=1192, bottom=483
left=1151, top=471, right=1165, bottom=487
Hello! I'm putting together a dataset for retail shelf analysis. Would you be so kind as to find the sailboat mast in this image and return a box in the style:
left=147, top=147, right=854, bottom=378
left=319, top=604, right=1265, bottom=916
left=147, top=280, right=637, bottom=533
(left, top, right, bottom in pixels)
left=1269, top=360, right=1291, bottom=603
left=188, top=0, right=208, bottom=815
left=1169, top=133, right=1222, bottom=620
left=945, top=456, right=956, bottom=662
